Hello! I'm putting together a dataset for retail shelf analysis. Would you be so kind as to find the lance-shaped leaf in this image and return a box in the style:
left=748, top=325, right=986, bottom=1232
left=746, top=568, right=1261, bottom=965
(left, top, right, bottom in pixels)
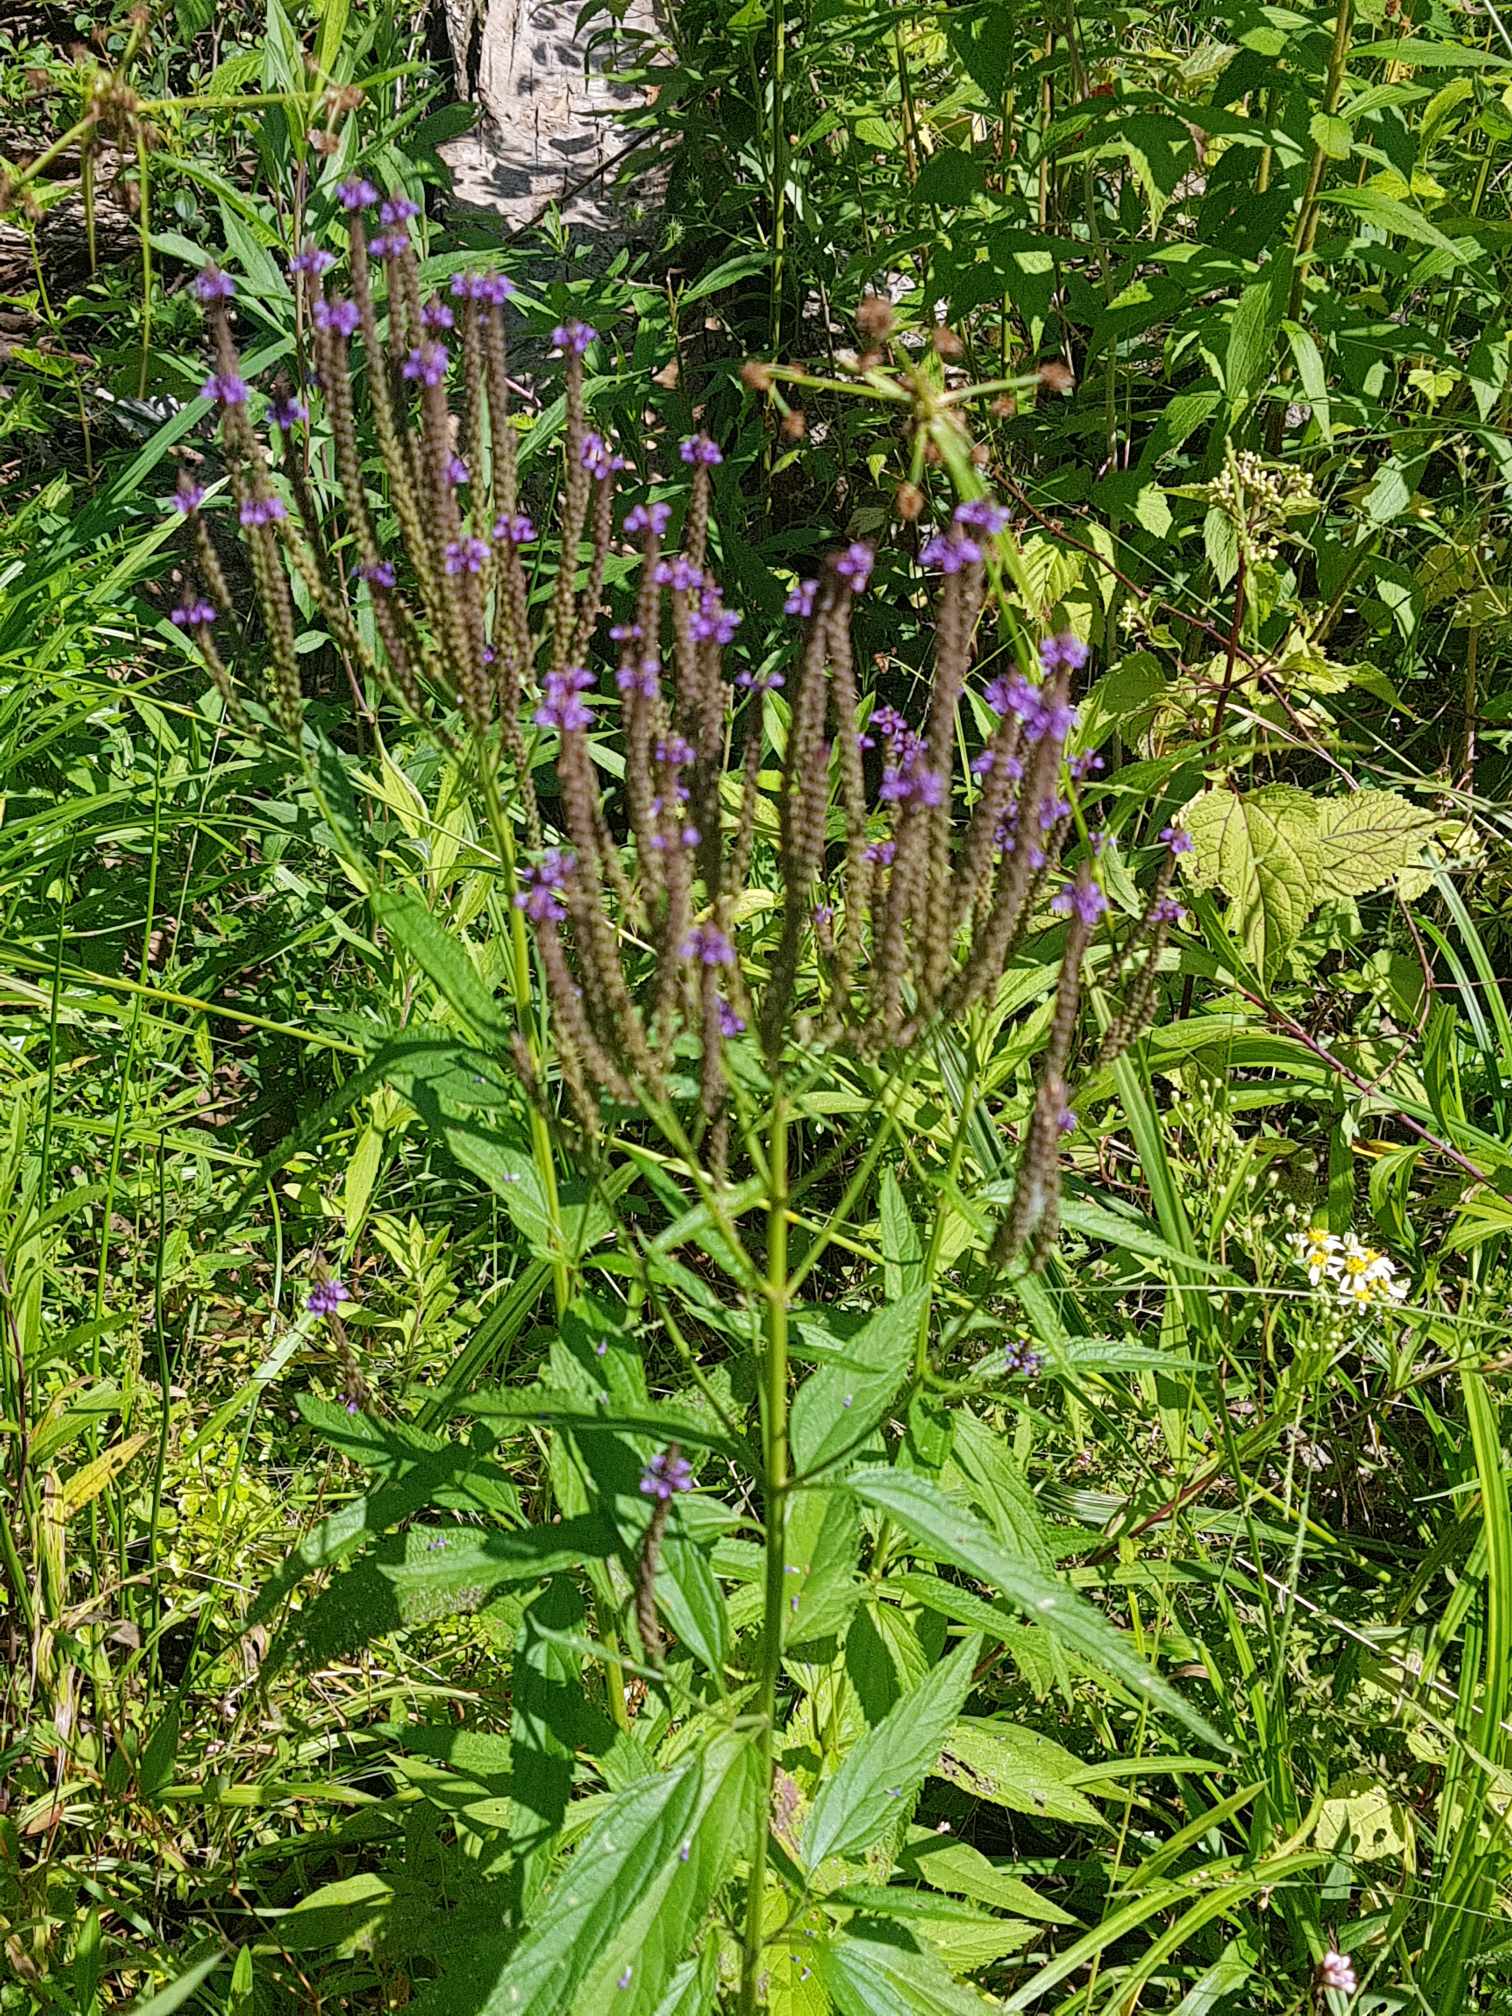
left=847, top=1469, right=1223, bottom=1749
left=813, top=1919, right=990, bottom=2015
left=804, top=1635, right=982, bottom=1870
left=791, top=1285, right=929, bottom=1477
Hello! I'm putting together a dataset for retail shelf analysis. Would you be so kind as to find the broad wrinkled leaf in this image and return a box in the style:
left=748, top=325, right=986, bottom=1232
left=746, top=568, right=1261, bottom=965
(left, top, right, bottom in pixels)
left=791, top=1286, right=928, bottom=1477
left=1179, top=785, right=1322, bottom=977
left=804, top=1635, right=981, bottom=1869
left=847, top=1469, right=1222, bottom=1747
left=1314, top=790, right=1434, bottom=899
left=813, top=1920, right=989, bottom=2015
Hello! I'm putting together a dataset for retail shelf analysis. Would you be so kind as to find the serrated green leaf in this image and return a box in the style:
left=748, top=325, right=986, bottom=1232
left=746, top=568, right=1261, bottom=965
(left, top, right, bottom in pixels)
left=416, top=1732, right=757, bottom=2015
left=268, top=1517, right=613, bottom=1676
left=813, top=1920, right=989, bottom=2015
left=1179, top=785, right=1321, bottom=978
left=934, top=1719, right=1103, bottom=1826
left=791, top=1286, right=928, bottom=1477
left=1314, top=791, right=1434, bottom=898
left=372, top=888, right=513, bottom=1046
left=1309, top=112, right=1353, bottom=159
left=897, top=1830, right=1077, bottom=1923
left=846, top=1470, right=1222, bottom=1747
left=804, top=1634, right=982, bottom=1869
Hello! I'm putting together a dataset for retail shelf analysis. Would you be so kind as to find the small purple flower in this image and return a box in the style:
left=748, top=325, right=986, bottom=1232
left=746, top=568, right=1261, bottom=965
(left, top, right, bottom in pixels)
left=785, top=578, right=817, bottom=618
left=880, top=757, right=943, bottom=809
left=380, top=195, right=420, bottom=226
left=493, top=513, right=535, bottom=546
left=1058, top=1106, right=1078, bottom=1135
left=289, top=242, right=335, bottom=279
left=617, top=1969, right=633, bottom=1991
left=1039, top=792, right=1071, bottom=831
left=1150, top=895, right=1186, bottom=926
left=920, top=527, right=981, bottom=573
left=170, top=479, right=205, bottom=515
left=653, top=556, right=703, bottom=593
left=478, top=272, right=514, bottom=305
left=535, top=667, right=595, bottom=733
left=337, top=176, right=379, bottom=212
left=735, top=667, right=784, bottom=692
left=717, top=997, right=746, bottom=1037
left=610, top=623, right=642, bottom=644
left=955, top=496, right=1010, bottom=535
left=1051, top=879, right=1108, bottom=928
left=313, top=296, right=360, bottom=337
left=639, top=1448, right=694, bottom=1500
left=656, top=734, right=695, bottom=771
left=307, top=1278, right=351, bottom=1317
left=865, top=839, right=896, bottom=865
left=1160, top=824, right=1194, bottom=855
left=401, top=343, right=448, bottom=387
left=551, top=320, right=596, bottom=356
left=170, top=599, right=216, bottom=628
left=365, top=234, right=395, bottom=261
left=194, top=265, right=235, bottom=304
left=450, top=271, right=485, bottom=301
left=1039, top=631, right=1090, bottom=675
left=580, top=431, right=614, bottom=480
left=835, top=542, right=874, bottom=591
left=1068, top=751, right=1105, bottom=781
left=444, top=536, right=488, bottom=576
left=624, top=501, right=671, bottom=537
left=691, top=587, right=742, bottom=645
left=269, top=394, right=309, bottom=429
left=813, top=901, right=836, bottom=926
left=679, top=433, right=722, bottom=467
left=239, top=495, right=287, bottom=528
left=617, top=658, right=660, bottom=698
left=421, top=296, right=455, bottom=332
left=682, top=925, right=735, bottom=967
left=358, top=559, right=397, bottom=589
left=515, top=849, right=575, bottom=923
left=200, top=372, right=249, bottom=407
left=445, top=454, right=469, bottom=487
left=1003, top=1339, right=1044, bottom=1377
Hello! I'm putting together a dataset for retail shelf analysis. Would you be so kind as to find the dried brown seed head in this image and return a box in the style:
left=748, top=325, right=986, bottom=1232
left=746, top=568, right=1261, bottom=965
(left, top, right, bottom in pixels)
left=741, top=358, right=774, bottom=391
left=895, top=481, right=925, bottom=521
left=1039, top=359, right=1075, bottom=394
left=781, top=408, right=807, bottom=441
left=856, top=294, right=895, bottom=343
left=932, top=326, right=965, bottom=360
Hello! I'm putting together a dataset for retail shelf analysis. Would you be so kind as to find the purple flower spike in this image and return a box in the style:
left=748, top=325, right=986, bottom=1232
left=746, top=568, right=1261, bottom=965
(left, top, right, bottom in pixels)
left=1150, top=895, right=1186, bottom=925
left=639, top=1448, right=694, bottom=1500
left=337, top=176, right=379, bottom=212
left=1051, top=879, right=1108, bottom=928
left=195, top=266, right=236, bottom=304
left=1057, top=1106, right=1078, bottom=1135
left=580, top=431, right=615, bottom=480
left=313, top=296, right=360, bottom=336
left=955, top=496, right=1011, bottom=535
left=682, top=925, right=735, bottom=968
left=515, top=849, right=575, bottom=924
left=624, top=501, right=671, bottom=537
left=785, top=578, right=818, bottom=618
left=920, top=528, right=982, bottom=573
left=679, top=433, right=723, bottom=467
left=865, top=839, right=896, bottom=865
left=170, top=480, right=205, bottom=515
left=422, top=296, right=455, bottom=332
left=735, top=667, right=784, bottom=693
left=550, top=320, right=596, bottom=356
left=449, top=272, right=485, bottom=301
left=690, top=586, right=741, bottom=644
left=478, top=272, right=514, bottom=305
left=289, top=242, right=335, bottom=279
left=445, top=454, right=469, bottom=487
left=239, top=495, right=287, bottom=528
left=269, top=394, right=309, bottom=429
left=170, top=599, right=217, bottom=629
left=653, top=555, right=703, bottom=593
left=835, top=542, right=874, bottom=590
left=534, top=667, right=595, bottom=733
left=617, top=658, right=660, bottom=698
left=1039, top=631, right=1090, bottom=674
left=358, top=559, right=397, bottom=589
left=1160, top=824, right=1194, bottom=855
left=493, top=512, right=535, bottom=546
left=444, top=536, right=488, bottom=576
left=201, top=372, right=249, bottom=407
left=717, top=997, right=746, bottom=1037
left=380, top=195, right=420, bottom=226
left=307, top=1278, right=351, bottom=1317
left=401, top=343, right=449, bottom=387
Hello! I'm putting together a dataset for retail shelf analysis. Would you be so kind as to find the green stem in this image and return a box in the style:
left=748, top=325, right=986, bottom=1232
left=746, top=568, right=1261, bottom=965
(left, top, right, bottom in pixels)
left=740, top=1088, right=790, bottom=2015
left=476, top=747, right=570, bottom=1318
left=769, top=0, right=787, bottom=356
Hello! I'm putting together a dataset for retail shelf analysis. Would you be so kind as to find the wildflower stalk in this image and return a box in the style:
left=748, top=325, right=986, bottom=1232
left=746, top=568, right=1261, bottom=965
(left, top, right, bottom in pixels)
left=741, top=1085, right=789, bottom=2016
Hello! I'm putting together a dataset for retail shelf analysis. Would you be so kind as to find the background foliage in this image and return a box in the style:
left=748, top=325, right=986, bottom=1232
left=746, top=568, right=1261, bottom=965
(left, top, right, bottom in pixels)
left=2, top=0, right=1511, bottom=2009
